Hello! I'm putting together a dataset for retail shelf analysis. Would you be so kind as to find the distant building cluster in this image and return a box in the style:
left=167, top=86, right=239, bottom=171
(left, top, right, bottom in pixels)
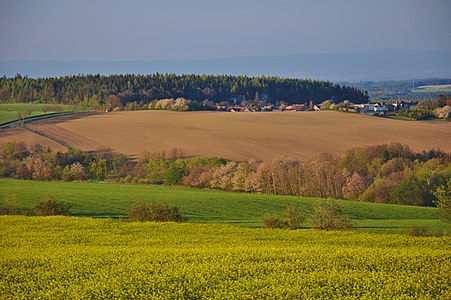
left=215, top=99, right=417, bottom=114
left=350, top=100, right=418, bottom=114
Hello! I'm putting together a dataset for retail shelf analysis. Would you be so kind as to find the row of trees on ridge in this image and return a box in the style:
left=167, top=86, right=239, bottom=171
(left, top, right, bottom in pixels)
left=0, top=142, right=449, bottom=208
left=0, top=74, right=368, bottom=108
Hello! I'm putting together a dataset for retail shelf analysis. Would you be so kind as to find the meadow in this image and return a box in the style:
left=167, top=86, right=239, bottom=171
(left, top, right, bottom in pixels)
left=15, top=110, right=451, bottom=160
left=1, top=179, right=449, bottom=234
left=1, top=216, right=450, bottom=299
left=0, top=103, right=73, bottom=125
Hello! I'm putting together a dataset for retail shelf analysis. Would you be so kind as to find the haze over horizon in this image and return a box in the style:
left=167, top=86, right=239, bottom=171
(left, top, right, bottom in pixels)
left=1, top=0, right=450, bottom=80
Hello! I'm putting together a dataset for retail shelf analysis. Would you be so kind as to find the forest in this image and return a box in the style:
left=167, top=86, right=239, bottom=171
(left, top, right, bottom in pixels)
left=1, top=142, right=449, bottom=207
left=0, top=74, right=368, bottom=108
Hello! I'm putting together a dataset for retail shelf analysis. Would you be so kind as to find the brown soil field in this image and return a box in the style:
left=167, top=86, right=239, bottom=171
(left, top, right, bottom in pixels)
left=1, top=110, right=450, bottom=161
left=0, top=127, right=68, bottom=152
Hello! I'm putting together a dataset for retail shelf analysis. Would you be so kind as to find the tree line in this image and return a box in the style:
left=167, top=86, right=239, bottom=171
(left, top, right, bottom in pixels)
left=0, top=74, right=368, bottom=108
left=1, top=142, right=449, bottom=208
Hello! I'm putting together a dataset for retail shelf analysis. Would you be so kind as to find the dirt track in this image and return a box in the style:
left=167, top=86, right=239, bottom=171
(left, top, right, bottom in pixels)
left=1, top=110, right=450, bottom=160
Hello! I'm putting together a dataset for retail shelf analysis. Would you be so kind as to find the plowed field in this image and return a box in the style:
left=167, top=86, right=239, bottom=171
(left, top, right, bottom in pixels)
left=1, top=111, right=450, bottom=160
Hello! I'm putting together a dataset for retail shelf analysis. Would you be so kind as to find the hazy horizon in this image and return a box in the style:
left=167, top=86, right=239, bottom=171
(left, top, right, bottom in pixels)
left=1, top=0, right=451, bottom=62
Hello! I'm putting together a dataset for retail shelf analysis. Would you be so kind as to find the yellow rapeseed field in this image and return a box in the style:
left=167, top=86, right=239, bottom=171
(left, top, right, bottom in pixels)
left=1, top=216, right=450, bottom=299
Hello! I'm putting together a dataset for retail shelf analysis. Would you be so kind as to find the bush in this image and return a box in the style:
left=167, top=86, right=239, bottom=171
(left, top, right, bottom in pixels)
left=389, top=177, right=425, bottom=206
left=435, top=179, right=451, bottom=222
left=128, top=202, right=183, bottom=222
left=0, top=190, right=19, bottom=215
left=309, top=200, right=352, bottom=231
left=35, top=197, right=72, bottom=216
left=284, top=206, right=305, bottom=229
left=409, top=226, right=428, bottom=237
left=262, top=206, right=305, bottom=229
left=261, top=214, right=288, bottom=229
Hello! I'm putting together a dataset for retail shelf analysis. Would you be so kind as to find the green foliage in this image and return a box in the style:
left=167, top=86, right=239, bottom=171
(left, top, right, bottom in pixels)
left=389, top=177, right=425, bottom=206
left=0, top=190, right=19, bottom=215
left=0, top=103, right=75, bottom=124
left=34, top=196, right=72, bottom=216
left=261, top=214, right=288, bottom=229
left=262, top=206, right=305, bottom=229
left=1, top=141, right=449, bottom=209
left=128, top=202, right=183, bottom=222
left=409, top=226, right=429, bottom=237
left=1, top=178, right=450, bottom=234
left=163, top=164, right=187, bottom=185
left=89, top=159, right=108, bottom=181
left=0, top=74, right=368, bottom=108
left=309, top=200, right=352, bottom=231
left=62, top=162, right=86, bottom=181
left=1, top=217, right=450, bottom=298
left=435, top=179, right=451, bottom=222
left=396, top=108, right=435, bottom=120
left=284, top=206, right=305, bottom=229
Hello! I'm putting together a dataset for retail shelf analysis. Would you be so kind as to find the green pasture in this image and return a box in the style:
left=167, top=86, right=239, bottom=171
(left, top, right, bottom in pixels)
left=0, top=103, right=74, bottom=124
left=1, top=179, right=448, bottom=234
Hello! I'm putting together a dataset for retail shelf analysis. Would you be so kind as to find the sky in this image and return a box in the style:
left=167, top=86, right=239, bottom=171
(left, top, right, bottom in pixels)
left=1, top=0, right=450, bottom=61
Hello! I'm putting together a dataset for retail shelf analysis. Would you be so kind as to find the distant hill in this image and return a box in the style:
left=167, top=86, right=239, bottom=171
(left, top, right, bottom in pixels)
left=343, top=78, right=451, bottom=100
left=1, top=49, right=450, bottom=81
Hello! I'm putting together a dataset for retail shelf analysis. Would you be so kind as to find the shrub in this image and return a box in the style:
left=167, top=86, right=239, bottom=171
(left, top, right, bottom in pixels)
left=284, top=206, right=305, bottom=229
left=262, top=214, right=288, bottom=229
left=163, top=164, right=187, bottom=185
left=409, top=226, right=428, bottom=237
left=35, top=197, right=72, bottom=216
left=435, top=179, right=451, bottom=222
left=0, top=190, right=19, bottom=215
left=262, top=206, right=305, bottom=229
left=128, top=202, right=183, bottom=222
left=309, top=200, right=352, bottom=231
left=389, top=177, right=425, bottom=206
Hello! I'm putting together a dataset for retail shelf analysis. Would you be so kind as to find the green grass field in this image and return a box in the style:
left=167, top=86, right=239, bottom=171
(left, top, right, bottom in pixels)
left=0, top=103, right=73, bottom=124
left=1, top=216, right=450, bottom=299
left=1, top=179, right=449, bottom=234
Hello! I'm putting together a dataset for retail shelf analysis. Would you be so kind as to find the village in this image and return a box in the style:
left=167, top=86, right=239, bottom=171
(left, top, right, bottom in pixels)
left=215, top=99, right=418, bottom=115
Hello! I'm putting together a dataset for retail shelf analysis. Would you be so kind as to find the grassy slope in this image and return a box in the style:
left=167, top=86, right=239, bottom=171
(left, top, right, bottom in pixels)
left=1, top=179, right=449, bottom=234
left=0, top=103, right=73, bottom=124
left=0, top=103, right=44, bottom=123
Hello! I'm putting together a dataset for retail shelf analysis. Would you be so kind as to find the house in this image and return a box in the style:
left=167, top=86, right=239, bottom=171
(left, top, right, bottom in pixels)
left=216, top=105, right=228, bottom=112
left=294, top=104, right=307, bottom=111
left=285, top=103, right=306, bottom=111
left=393, top=100, right=417, bottom=111
left=228, top=106, right=242, bottom=112
left=373, top=103, right=387, bottom=112
left=362, top=104, right=375, bottom=112
left=259, top=104, right=274, bottom=112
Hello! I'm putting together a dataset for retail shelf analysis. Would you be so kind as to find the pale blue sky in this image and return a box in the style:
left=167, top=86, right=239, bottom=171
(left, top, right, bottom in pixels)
left=1, top=0, right=450, bottom=61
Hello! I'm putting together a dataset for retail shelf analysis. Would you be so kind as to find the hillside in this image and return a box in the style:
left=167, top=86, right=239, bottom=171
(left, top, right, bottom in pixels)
left=0, top=73, right=366, bottom=106
left=2, top=110, right=448, bottom=161
left=345, top=78, right=451, bottom=100
left=1, top=179, right=448, bottom=234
